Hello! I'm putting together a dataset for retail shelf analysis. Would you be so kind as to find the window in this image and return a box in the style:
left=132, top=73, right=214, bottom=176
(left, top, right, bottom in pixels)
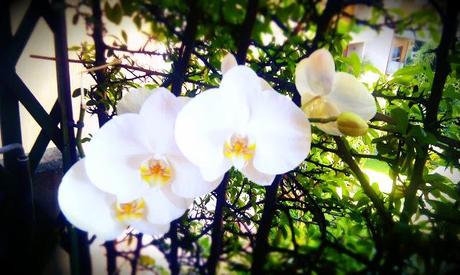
left=345, top=42, right=364, bottom=59
left=391, top=46, right=403, bottom=62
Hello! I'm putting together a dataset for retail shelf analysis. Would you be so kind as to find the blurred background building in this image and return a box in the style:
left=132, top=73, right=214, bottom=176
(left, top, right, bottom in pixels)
left=344, top=0, right=433, bottom=74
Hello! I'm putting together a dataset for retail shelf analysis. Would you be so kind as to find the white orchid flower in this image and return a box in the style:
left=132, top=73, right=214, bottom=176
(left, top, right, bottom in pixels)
left=58, top=159, right=177, bottom=240
left=175, top=65, right=311, bottom=186
left=85, top=87, right=220, bottom=203
left=295, top=48, right=376, bottom=135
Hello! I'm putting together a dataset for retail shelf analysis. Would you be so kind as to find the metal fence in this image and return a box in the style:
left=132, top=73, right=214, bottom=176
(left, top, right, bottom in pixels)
left=0, top=0, right=90, bottom=273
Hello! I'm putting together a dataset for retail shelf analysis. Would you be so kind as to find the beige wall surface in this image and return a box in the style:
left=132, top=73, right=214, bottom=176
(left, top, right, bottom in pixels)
left=3, top=0, right=168, bottom=154
left=4, top=0, right=98, bottom=153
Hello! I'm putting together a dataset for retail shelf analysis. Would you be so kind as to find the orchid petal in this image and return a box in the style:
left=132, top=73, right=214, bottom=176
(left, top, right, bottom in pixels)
left=118, top=88, right=155, bottom=114
left=241, top=161, right=276, bottom=186
left=327, top=72, right=377, bottom=121
left=85, top=114, right=150, bottom=203
left=219, top=66, right=261, bottom=120
left=248, top=90, right=311, bottom=175
left=259, top=78, right=273, bottom=91
left=221, top=53, right=238, bottom=74
left=199, top=160, right=232, bottom=182
left=139, top=87, right=187, bottom=156
left=314, top=121, right=342, bottom=136
left=296, top=48, right=335, bottom=100
left=130, top=220, right=170, bottom=236
left=175, top=89, right=240, bottom=171
left=58, top=160, right=124, bottom=241
left=305, top=97, right=343, bottom=136
left=169, top=155, right=222, bottom=198
left=220, top=65, right=261, bottom=95
left=162, top=184, right=195, bottom=209
left=295, top=58, right=317, bottom=106
left=144, top=185, right=191, bottom=224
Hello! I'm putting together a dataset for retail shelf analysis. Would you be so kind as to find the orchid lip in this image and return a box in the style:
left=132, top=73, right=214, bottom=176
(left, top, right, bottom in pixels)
left=224, top=133, right=256, bottom=169
left=115, top=198, right=146, bottom=222
left=140, top=156, right=173, bottom=187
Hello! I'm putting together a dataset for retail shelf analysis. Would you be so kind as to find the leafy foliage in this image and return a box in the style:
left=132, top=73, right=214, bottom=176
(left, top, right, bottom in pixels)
left=67, top=0, right=460, bottom=273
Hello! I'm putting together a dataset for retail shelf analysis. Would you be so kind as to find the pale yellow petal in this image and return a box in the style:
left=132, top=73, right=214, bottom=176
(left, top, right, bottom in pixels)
left=305, top=97, right=342, bottom=136
left=327, top=72, right=377, bottom=121
left=295, top=48, right=335, bottom=101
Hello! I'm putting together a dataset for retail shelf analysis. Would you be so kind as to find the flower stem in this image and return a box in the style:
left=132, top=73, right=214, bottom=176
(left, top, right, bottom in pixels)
left=308, top=116, right=337, bottom=123
left=207, top=172, right=230, bottom=275
left=168, top=221, right=180, bottom=275
left=76, top=103, right=86, bottom=158
left=333, top=136, right=392, bottom=228
left=103, top=241, right=117, bottom=275
left=130, top=233, right=143, bottom=275
left=251, top=175, right=282, bottom=273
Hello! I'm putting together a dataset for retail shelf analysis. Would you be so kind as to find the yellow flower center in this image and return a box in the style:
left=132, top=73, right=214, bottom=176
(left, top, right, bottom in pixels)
left=115, top=199, right=146, bottom=222
left=224, top=134, right=256, bottom=168
left=140, top=158, right=173, bottom=186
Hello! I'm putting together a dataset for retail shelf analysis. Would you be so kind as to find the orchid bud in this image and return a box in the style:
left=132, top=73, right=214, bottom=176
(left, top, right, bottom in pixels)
left=337, top=112, right=368, bottom=136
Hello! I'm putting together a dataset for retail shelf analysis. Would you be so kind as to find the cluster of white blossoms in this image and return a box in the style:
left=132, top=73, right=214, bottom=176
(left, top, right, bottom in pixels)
left=295, top=49, right=376, bottom=136
left=58, top=88, right=211, bottom=240
left=58, top=48, right=375, bottom=240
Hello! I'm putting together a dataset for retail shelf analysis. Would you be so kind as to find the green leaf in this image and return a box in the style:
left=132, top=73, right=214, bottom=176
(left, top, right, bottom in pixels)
left=72, top=14, right=79, bottom=25
left=72, top=88, right=81, bottom=97
left=121, top=30, right=128, bottom=43
left=409, top=105, right=423, bottom=120
left=408, top=125, right=437, bottom=145
left=139, top=255, right=156, bottom=267
left=425, top=173, right=460, bottom=200
left=362, top=159, right=390, bottom=174
left=133, top=14, right=142, bottom=30
left=444, top=84, right=460, bottom=100
left=105, top=2, right=123, bottom=25
left=390, top=74, right=413, bottom=86
left=390, top=107, right=409, bottom=133
left=347, top=52, right=362, bottom=77
left=121, top=0, right=136, bottom=15
left=426, top=200, right=460, bottom=222
left=390, top=65, right=423, bottom=85
left=86, top=99, right=97, bottom=106
left=68, top=46, right=80, bottom=51
left=393, top=65, right=422, bottom=77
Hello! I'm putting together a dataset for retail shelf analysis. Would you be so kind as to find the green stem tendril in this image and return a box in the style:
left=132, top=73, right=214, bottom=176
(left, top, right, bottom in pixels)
left=308, top=116, right=337, bottom=123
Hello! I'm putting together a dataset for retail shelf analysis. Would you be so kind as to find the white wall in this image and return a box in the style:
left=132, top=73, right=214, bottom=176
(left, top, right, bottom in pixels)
left=350, top=26, right=394, bottom=73
left=4, top=0, right=167, bottom=153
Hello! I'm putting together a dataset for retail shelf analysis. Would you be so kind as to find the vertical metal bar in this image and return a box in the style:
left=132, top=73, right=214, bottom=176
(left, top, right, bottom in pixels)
left=52, top=3, right=78, bottom=170
left=0, top=1, right=23, bottom=167
left=0, top=144, right=35, bottom=273
left=0, top=1, right=36, bottom=273
left=51, top=0, right=92, bottom=274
